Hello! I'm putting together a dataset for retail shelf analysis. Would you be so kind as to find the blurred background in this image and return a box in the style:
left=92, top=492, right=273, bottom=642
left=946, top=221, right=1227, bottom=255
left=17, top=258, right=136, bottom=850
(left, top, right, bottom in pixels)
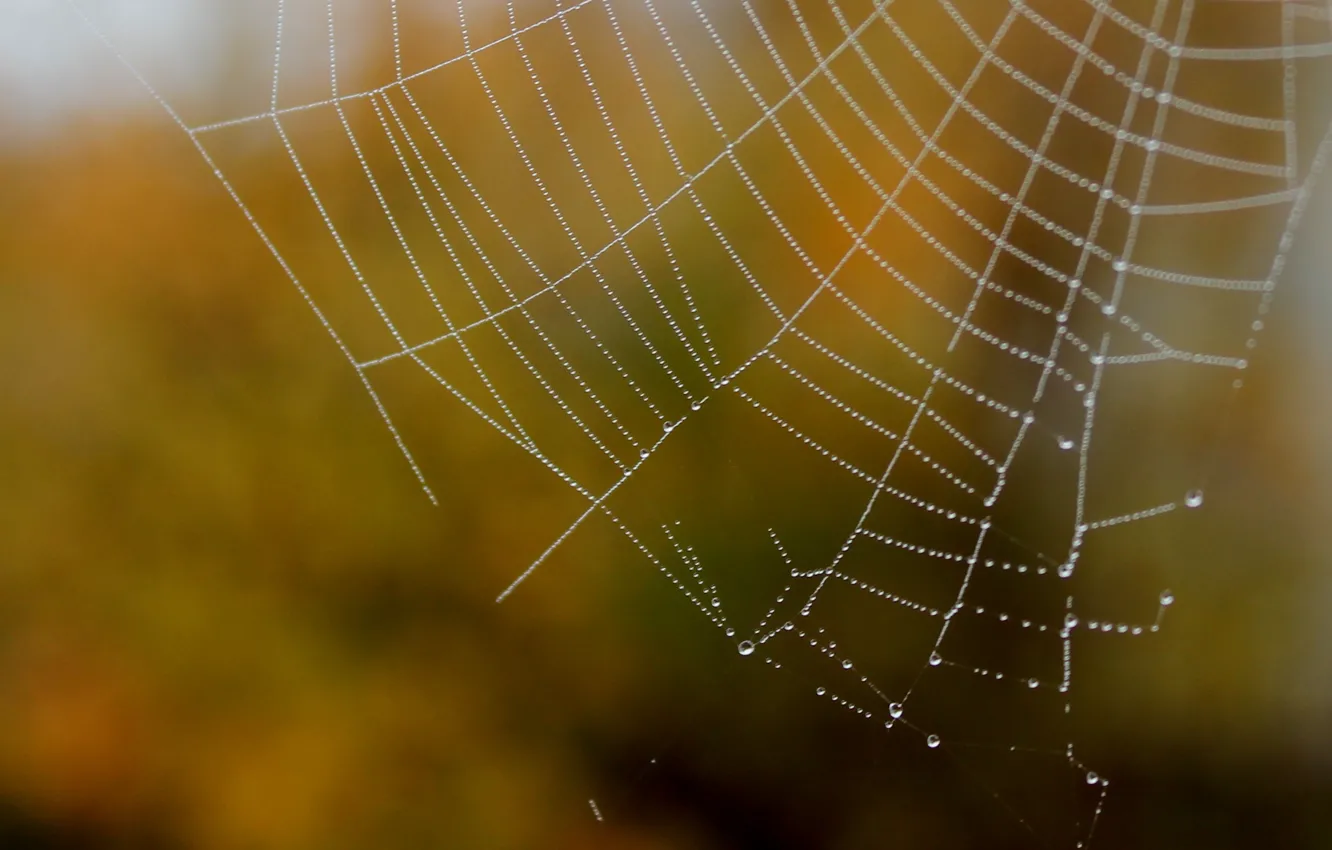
left=1, top=1, right=1330, bottom=848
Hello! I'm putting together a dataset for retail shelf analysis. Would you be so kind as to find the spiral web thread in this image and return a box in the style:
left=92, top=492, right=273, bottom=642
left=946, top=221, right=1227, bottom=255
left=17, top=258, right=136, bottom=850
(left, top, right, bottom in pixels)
left=70, top=0, right=1331, bottom=843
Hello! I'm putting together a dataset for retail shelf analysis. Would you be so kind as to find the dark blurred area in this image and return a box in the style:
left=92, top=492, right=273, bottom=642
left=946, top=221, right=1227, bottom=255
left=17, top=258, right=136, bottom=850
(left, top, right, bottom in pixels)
left=1, top=1, right=1331, bottom=848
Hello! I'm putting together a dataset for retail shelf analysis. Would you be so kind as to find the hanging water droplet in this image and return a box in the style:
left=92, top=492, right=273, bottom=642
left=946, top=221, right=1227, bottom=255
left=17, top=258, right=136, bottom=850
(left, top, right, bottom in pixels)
left=926, top=734, right=941, bottom=749
left=738, top=640, right=755, bottom=656
left=1058, top=437, right=1076, bottom=451
left=815, top=686, right=826, bottom=696
left=783, top=621, right=794, bottom=631
left=639, top=448, right=650, bottom=460
left=1064, top=613, right=1079, bottom=629
left=690, top=400, right=702, bottom=411
left=725, top=627, right=735, bottom=637
left=928, top=651, right=942, bottom=667
left=1058, top=563, right=1075, bottom=578
left=1086, top=771, right=1100, bottom=785
left=663, top=421, right=675, bottom=433
left=1184, top=489, right=1204, bottom=508
left=1027, top=678, right=1039, bottom=689
left=1159, top=589, right=1175, bottom=607
left=889, top=702, right=904, bottom=719
left=710, top=597, right=721, bottom=608
left=841, top=659, right=852, bottom=670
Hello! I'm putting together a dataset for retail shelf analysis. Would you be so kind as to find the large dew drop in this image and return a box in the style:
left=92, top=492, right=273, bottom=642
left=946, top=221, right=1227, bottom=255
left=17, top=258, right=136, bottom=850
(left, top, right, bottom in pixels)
left=889, top=702, right=904, bottom=719
left=928, top=651, right=942, bottom=667
left=737, top=640, right=755, bottom=656
left=926, top=734, right=941, bottom=749
left=1184, top=489, right=1204, bottom=508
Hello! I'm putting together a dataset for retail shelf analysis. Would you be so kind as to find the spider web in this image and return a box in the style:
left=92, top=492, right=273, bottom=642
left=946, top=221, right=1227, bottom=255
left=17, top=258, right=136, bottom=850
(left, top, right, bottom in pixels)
left=69, top=0, right=1332, bottom=844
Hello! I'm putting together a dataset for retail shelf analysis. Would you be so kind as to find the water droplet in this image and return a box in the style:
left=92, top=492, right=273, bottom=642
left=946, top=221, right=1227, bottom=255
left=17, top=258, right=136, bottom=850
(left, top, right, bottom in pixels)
left=783, top=621, right=794, bottom=631
left=815, top=687, right=826, bottom=696
left=1027, top=678, right=1039, bottom=689
left=738, top=640, right=755, bottom=656
left=639, top=448, right=650, bottom=460
left=691, top=400, right=702, bottom=411
left=841, top=659, right=853, bottom=669
left=1058, top=563, right=1075, bottom=578
left=1113, top=258, right=1128, bottom=272
left=663, top=421, right=675, bottom=433
left=926, top=734, right=941, bottom=749
left=1184, top=489, right=1204, bottom=508
left=1160, top=589, right=1175, bottom=607
left=710, top=597, right=721, bottom=608
left=928, top=651, right=942, bottom=667
left=1064, top=613, right=1079, bottom=629
left=889, top=702, right=904, bottom=719
left=1086, top=771, right=1100, bottom=785
left=1058, top=437, right=1076, bottom=451
left=725, top=627, right=735, bottom=637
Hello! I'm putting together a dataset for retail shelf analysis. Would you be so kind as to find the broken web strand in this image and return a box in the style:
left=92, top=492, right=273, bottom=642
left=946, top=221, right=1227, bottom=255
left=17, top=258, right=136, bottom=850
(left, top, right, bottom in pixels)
left=64, top=0, right=1332, bottom=845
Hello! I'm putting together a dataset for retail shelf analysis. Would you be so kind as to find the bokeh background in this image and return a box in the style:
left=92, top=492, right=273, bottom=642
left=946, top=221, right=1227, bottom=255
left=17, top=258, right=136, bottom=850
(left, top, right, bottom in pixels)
left=2, top=1, right=1331, bottom=848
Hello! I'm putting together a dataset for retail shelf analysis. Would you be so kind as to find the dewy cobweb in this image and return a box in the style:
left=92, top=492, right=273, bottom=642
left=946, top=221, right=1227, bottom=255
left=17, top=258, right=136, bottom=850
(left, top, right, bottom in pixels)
left=67, top=0, right=1332, bottom=845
